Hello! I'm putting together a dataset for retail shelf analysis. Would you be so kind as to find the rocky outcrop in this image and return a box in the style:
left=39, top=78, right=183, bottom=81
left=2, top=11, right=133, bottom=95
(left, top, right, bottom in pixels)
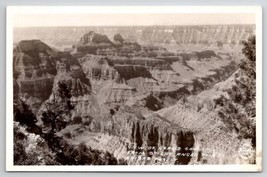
left=76, top=31, right=141, bottom=56
left=14, top=40, right=88, bottom=113
left=36, top=57, right=100, bottom=128
left=52, top=60, right=99, bottom=117
left=14, top=40, right=56, bottom=111
left=78, top=31, right=112, bottom=45
left=14, top=39, right=54, bottom=56
left=77, top=31, right=113, bottom=54
left=113, top=33, right=124, bottom=43
left=54, top=62, right=91, bottom=96
left=78, top=54, right=117, bottom=81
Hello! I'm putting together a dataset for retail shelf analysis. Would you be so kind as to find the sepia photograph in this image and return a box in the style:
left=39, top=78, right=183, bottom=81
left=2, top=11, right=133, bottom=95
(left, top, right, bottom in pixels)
left=6, top=6, right=262, bottom=172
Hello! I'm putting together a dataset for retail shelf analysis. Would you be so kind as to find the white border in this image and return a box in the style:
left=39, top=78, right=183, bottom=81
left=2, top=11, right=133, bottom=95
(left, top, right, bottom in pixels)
left=6, top=6, right=262, bottom=172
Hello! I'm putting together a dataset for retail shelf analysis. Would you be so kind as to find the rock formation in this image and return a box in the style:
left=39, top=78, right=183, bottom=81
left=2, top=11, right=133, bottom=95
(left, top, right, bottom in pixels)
left=73, top=31, right=239, bottom=110
left=13, top=40, right=89, bottom=113
left=78, top=31, right=112, bottom=45
left=37, top=57, right=100, bottom=124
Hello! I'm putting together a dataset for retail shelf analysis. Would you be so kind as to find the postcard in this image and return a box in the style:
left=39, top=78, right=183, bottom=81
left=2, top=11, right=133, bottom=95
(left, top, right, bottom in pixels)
left=6, top=6, right=262, bottom=172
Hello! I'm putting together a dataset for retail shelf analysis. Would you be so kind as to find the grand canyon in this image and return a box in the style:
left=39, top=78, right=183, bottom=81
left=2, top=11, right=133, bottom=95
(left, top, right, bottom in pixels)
left=13, top=25, right=256, bottom=165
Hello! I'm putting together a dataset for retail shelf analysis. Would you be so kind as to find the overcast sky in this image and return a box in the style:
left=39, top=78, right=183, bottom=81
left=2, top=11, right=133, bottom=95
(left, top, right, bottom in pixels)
left=13, top=13, right=255, bottom=27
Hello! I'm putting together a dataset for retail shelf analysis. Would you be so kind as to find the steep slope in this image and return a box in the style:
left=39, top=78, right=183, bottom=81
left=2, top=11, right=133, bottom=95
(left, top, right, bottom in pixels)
left=75, top=31, right=238, bottom=110
left=152, top=70, right=255, bottom=164
left=37, top=58, right=100, bottom=125
left=13, top=40, right=91, bottom=113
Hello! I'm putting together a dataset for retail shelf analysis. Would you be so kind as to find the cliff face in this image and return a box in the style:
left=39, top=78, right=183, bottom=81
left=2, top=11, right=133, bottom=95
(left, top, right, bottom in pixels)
left=14, top=40, right=56, bottom=112
left=77, top=54, right=140, bottom=104
left=109, top=106, right=195, bottom=165
left=152, top=71, right=255, bottom=164
left=79, top=55, right=117, bottom=81
left=36, top=56, right=100, bottom=129
left=60, top=104, right=194, bottom=165
left=139, top=25, right=255, bottom=45
left=13, top=40, right=87, bottom=112
left=79, top=55, right=156, bottom=82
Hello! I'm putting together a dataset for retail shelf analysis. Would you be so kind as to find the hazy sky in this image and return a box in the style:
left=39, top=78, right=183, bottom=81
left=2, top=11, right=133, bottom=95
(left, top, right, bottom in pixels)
left=13, top=13, right=255, bottom=27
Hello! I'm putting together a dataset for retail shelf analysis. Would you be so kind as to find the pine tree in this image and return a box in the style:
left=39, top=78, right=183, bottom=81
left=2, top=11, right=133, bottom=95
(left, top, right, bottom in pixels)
left=41, top=81, right=74, bottom=134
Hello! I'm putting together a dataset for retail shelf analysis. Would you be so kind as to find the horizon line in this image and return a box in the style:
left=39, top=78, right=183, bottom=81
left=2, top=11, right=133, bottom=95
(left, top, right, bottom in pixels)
left=14, top=24, right=256, bottom=28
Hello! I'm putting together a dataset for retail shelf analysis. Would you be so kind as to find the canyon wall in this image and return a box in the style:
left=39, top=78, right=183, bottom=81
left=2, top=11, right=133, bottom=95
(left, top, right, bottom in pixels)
left=13, top=26, right=253, bottom=165
left=74, top=31, right=238, bottom=109
left=14, top=25, right=255, bottom=50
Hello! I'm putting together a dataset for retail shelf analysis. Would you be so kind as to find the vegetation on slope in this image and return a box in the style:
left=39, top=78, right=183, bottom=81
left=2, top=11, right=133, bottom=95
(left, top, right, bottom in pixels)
left=214, top=35, right=256, bottom=148
left=14, top=81, right=123, bottom=165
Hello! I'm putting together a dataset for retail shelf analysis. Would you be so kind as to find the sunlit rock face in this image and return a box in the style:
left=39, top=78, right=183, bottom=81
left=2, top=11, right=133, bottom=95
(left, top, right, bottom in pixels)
left=96, top=81, right=135, bottom=104
left=79, top=54, right=117, bottom=81
left=77, top=54, right=119, bottom=95
left=78, top=104, right=195, bottom=165
left=52, top=60, right=100, bottom=119
left=77, top=55, right=137, bottom=104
